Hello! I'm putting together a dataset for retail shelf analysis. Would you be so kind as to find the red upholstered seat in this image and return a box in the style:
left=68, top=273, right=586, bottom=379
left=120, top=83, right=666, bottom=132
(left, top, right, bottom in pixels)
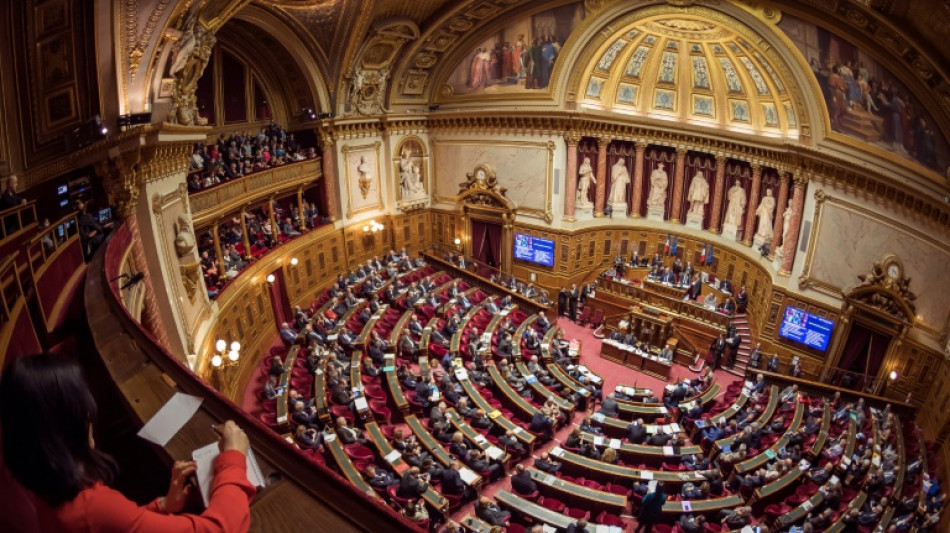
left=538, top=496, right=565, bottom=513
left=564, top=507, right=589, bottom=520
left=596, top=510, right=624, bottom=527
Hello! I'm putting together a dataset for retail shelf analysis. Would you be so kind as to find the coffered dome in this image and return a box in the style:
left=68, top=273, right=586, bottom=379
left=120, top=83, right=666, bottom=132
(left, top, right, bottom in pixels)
left=578, top=15, right=802, bottom=139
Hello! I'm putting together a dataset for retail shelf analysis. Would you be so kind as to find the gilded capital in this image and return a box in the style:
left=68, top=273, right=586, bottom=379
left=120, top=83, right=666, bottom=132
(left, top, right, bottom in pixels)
left=793, top=174, right=810, bottom=188
left=564, top=132, right=582, bottom=146
left=596, top=135, right=612, bottom=147
left=635, top=140, right=649, bottom=151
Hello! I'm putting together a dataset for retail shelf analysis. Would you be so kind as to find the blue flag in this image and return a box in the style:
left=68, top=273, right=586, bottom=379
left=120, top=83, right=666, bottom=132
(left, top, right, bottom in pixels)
left=671, top=235, right=678, bottom=256
left=706, top=245, right=715, bottom=265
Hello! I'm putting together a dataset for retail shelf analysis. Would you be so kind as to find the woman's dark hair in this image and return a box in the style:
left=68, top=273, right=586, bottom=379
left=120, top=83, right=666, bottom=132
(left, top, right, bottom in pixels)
left=0, top=353, right=117, bottom=505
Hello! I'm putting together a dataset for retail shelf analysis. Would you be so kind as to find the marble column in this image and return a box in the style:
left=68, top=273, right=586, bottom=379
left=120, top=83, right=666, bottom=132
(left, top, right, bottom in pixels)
left=213, top=218, right=225, bottom=277
left=629, top=141, right=647, bottom=218
left=669, top=147, right=688, bottom=223
left=563, top=133, right=581, bottom=221
left=321, top=137, right=339, bottom=220
left=240, top=206, right=252, bottom=260
left=268, top=194, right=278, bottom=239
left=780, top=175, right=808, bottom=275
left=769, top=172, right=790, bottom=260
left=709, top=155, right=727, bottom=233
left=742, top=163, right=762, bottom=246
left=594, top=136, right=610, bottom=217
left=297, top=186, right=307, bottom=232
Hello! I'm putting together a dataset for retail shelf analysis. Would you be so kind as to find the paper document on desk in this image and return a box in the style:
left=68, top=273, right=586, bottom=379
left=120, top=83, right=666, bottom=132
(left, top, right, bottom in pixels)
left=459, top=467, right=478, bottom=485
left=137, top=393, right=204, bottom=446
left=384, top=450, right=402, bottom=463
left=193, top=442, right=265, bottom=507
left=486, top=446, right=504, bottom=460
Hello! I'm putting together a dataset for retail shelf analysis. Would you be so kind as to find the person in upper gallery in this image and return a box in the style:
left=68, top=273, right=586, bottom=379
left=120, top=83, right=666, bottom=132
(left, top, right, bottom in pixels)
left=0, top=353, right=256, bottom=533
left=1, top=174, right=27, bottom=210
left=719, top=296, right=736, bottom=316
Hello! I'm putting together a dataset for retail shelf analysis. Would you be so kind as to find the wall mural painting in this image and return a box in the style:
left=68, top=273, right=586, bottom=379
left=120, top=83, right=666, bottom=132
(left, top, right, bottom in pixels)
left=445, top=2, right=585, bottom=95
left=778, top=14, right=948, bottom=172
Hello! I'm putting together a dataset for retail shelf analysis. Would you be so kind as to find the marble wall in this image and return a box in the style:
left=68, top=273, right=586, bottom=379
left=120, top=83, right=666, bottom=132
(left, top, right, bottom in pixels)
left=805, top=195, right=950, bottom=331
left=432, top=138, right=553, bottom=216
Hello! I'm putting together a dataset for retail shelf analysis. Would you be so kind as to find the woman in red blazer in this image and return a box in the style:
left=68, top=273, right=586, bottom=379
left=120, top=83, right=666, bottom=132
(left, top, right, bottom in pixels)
left=0, top=353, right=256, bottom=532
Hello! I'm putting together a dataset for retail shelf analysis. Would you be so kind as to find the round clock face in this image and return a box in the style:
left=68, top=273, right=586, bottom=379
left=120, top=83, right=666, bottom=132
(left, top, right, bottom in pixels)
left=886, top=264, right=900, bottom=279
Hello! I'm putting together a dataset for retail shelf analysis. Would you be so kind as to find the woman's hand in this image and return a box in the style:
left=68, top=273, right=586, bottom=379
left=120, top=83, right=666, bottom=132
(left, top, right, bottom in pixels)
left=214, top=420, right=250, bottom=455
left=163, top=460, right=197, bottom=513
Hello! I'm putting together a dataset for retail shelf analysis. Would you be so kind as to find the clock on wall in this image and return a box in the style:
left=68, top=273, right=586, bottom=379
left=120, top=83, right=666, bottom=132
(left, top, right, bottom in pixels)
left=881, top=254, right=903, bottom=281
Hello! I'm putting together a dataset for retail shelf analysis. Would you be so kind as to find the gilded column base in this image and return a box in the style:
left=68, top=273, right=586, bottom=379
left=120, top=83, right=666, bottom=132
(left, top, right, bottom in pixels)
left=777, top=269, right=791, bottom=277
left=669, top=218, right=681, bottom=224
left=740, top=239, right=752, bottom=246
left=563, top=216, right=576, bottom=222
left=708, top=228, right=721, bottom=235
left=593, top=212, right=605, bottom=218
left=628, top=213, right=641, bottom=219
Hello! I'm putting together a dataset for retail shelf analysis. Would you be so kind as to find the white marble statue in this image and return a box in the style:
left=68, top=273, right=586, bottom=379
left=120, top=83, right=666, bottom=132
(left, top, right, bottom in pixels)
left=754, top=188, right=776, bottom=240
left=577, top=157, right=595, bottom=207
left=781, top=199, right=793, bottom=242
left=398, top=150, right=423, bottom=200
left=357, top=155, right=373, bottom=199
left=608, top=158, right=630, bottom=205
left=646, top=163, right=669, bottom=207
left=723, top=180, right=746, bottom=227
left=686, top=170, right=709, bottom=216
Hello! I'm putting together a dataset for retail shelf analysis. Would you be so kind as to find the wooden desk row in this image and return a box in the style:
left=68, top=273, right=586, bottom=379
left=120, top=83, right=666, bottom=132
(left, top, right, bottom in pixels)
left=754, top=403, right=832, bottom=501
left=364, top=421, right=448, bottom=512
left=275, top=344, right=302, bottom=430
left=526, top=467, right=626, bottom=511
left=455, top=369, right=536, bottom=450
left=495, top=490, right=602, bottom=532
left=713, top=386, right=779, bottom=453
left=600, top=340, right=672, bottom=381
left=734, top=401, right=805, bottom=475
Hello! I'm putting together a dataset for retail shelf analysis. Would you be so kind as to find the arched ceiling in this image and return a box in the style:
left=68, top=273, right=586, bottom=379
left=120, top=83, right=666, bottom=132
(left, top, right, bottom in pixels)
left=577, top=15, right=802, bottom=139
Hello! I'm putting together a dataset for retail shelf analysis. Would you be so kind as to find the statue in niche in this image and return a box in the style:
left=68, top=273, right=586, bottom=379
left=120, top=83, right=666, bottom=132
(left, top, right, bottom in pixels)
left=646, top=162, right=669, bottom=207
left=686, top=170, right=709, bottom=216
left=723, top=180, right=746, bottom=227
left=754, top=188, right=776, bottom=240
left=165, top=4, right=215, bottom=126
left=357, top=155, right=373, bottom=199
left=398, top=148, right=424, bottom=200
left=576, top=156, right=595, bottom=207
left=780, top=199, right=793, bottom=243
left=608, top=159, right=630, bottom=205
left=174, top=213, right=196, bottom=257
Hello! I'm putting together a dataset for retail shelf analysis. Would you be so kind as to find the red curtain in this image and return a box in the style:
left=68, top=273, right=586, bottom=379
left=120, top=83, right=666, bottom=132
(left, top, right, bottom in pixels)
left=837, top=323, right=891, bottom=390
left=472, top=221, right=503, bottom=267
left=485, top=222, right=502, bottom=267
left=471, top=221, right=488, bottom=264
left=269, top=268, right=291, bottom=330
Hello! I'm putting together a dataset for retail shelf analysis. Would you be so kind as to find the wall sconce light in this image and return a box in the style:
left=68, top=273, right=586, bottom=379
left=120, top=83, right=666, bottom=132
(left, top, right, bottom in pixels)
left=290, top=257, right=299, bottom=266
left=362, top=220, right=384, bottom=233
left=889, top=370, right=898, bottom=381
left=266, top=273, right=276, bottom=284
left=212, top=339, right=241, bottom=369
left=454, top=238, right=461, bottom=247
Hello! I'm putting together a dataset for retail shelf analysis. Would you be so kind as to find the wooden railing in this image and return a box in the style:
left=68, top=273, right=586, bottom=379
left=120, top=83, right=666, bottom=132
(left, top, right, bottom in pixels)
left=423, top=253, right=552, bottom=316
left=597, top=276, right=730, bottom=328
left=188, top=158, right=322, bottom=224
left=0, top=200, right=38, bottom=241
left=26, top=212, right=85, bottom=331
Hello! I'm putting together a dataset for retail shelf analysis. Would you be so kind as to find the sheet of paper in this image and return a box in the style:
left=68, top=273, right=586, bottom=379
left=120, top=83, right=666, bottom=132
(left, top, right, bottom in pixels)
left=609, top=438, right=622, bottom=449
left=663, top=446, right=675, bottom=456
left=681, top=501, right=692, bottom=512
left=642, top=470, right=654, bottom=480
left=384, top=449, right=401, bottom=463
left=486, top=446, right=504, bottom=460
left=354, top=397, right=369, bottom=412
left=459, top=467, right=478, bottom=485
left=137, top=393, right=204, bottom=446
left=193, top=442, right=264, bottom=507
left=593, top=436, right=605, bottom=446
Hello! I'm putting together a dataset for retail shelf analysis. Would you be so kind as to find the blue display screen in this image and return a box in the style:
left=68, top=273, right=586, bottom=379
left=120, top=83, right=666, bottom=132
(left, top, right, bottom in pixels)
left=779, top=306, right=835, bottom=351
left=513, top=233, right=555, bottom=267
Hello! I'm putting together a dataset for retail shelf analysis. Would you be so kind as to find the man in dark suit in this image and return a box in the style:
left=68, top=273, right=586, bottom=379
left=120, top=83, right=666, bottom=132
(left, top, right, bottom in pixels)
left=279, top=323, right=298, bottom=345
left=557, top=287, right=567, bottom=317
left=709, top=333, right=726, bottom=370
left=687, top=274, right=702, bottom=301
left=528, top=411, right=554, bottom=439
left=726, top=332, right=742, bottom=369
left=599, top=393, right=620, bottom=418
left=568, top=284, right=579, bottom=322
left=534, top=452, right=561, bottom=474
left=735, top=286, right=748, bottom=312
left=475, top=497, right=510, bottom=527
left=440, top=461, right=474, bottom=500
left=566, top=518, right=589, bottom=533
left=627, top=418, right=647, bottom=444
left=747, top=343, right=762, bottom=369
left=510, top=464, right=537, bottom=495
left=397, top=467, right=429, bottom=499
left=365, top=464, right=399, bottom=488
left=399, top=331, right=418, bottom=356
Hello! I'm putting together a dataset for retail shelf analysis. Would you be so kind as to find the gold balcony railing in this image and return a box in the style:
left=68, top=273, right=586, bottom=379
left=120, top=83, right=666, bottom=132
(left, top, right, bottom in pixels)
left=189, top=158, right=322, bottom=225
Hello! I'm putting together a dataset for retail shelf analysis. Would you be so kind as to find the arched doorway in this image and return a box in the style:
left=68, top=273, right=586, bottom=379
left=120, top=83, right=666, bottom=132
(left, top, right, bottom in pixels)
left=455, top=163, right=516, bottom=274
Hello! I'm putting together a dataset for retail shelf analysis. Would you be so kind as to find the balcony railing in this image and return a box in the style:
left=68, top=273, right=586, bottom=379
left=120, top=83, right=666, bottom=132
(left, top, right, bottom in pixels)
left=0, top=200, right=38, bottom=241
left=189, top=158, right=322, bottom=224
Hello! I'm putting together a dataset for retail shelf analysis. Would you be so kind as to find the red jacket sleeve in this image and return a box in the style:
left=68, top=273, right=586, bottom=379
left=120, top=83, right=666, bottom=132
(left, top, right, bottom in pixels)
left=65, top=450, right=256, bottom=533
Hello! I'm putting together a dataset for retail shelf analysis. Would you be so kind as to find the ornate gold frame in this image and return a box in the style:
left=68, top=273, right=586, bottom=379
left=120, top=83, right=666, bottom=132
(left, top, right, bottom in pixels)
left=431, top=138, right=555, bottom=223
left=341, top=140, right=384, bottom=217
